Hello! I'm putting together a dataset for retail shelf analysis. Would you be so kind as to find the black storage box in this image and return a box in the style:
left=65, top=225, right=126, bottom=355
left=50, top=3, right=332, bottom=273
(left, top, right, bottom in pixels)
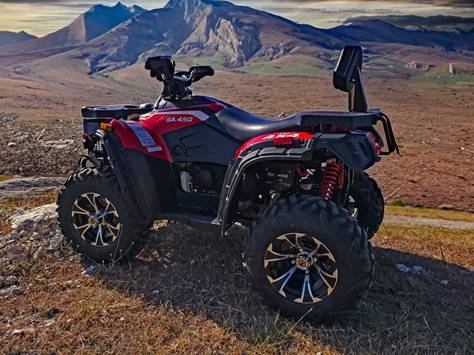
left=81, top=104, right=153, bottom=120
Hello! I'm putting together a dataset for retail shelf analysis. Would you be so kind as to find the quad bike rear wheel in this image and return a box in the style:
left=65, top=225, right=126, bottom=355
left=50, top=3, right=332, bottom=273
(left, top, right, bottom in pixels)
left=57, top=167, right=149, bottom=263
left=348, top=173, right=384, bottom=239
left=244, top=196, right=374, bottom=321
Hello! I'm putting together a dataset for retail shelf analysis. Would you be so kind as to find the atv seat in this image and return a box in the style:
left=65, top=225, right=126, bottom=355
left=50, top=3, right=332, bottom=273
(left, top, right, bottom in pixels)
left=214, top=107, right=380, bottom=142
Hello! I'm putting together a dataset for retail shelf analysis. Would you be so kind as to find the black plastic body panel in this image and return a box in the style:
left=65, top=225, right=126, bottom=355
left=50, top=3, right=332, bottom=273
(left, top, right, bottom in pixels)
left=313, top=132, right=378, bottom=173
left=159, top=95, right=231, bottom=111
left=163, top=120, right=241, bottom=165
left=82, top=104, right=153, bottom=119
left=103, top=131, right=222, bottom=231
left=103, top=132, right=170, bottom=224
left=298, top=110, right=377, bottom=128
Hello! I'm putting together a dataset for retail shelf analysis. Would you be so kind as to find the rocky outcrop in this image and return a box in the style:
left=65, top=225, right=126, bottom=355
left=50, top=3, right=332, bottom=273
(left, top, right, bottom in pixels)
left=179, top=17, right=261, bottom=67
left=8, top=204, right=58, bottom=232
left=1, top=204, right=65, bottom=293
left=0, top=177, right=63, bottom=199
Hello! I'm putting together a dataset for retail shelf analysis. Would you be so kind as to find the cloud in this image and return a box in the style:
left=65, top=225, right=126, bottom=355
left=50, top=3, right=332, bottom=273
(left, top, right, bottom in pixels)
left=0, top=0, right=472, bottom=5
left=0, top=0, right=69, bottom=2
left=269, top=0, right=474, bottom=7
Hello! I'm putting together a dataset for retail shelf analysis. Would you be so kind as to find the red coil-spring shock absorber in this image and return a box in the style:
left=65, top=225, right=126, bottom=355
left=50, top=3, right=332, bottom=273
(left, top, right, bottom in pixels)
left=337, top=163, right=345, bottom=190
left=320, top=161, right=344, bottom=200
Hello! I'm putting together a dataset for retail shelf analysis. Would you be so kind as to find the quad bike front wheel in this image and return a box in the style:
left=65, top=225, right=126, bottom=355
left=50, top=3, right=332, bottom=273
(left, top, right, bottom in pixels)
left=57, top=167, right=149, bottom=262
left=244, top=196, right=374, bottom=322
left=348, top=173, right=384, bottom=239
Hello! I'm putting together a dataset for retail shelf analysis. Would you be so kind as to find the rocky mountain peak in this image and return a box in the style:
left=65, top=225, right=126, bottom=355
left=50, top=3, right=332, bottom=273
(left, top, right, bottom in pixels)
left=166, top=0, right=203, bottom=7
left=165, top=0, right=224, bottom=10
left=129, top=4, right=147, bottom=15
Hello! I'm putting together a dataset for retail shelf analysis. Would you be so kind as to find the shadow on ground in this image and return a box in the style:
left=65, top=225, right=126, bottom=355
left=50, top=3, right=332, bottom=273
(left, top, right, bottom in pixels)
left=95, top=222, right=473, bottom=353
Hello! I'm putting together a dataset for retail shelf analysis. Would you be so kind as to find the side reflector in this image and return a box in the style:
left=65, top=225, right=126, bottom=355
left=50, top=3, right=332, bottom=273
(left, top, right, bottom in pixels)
left=99, top=122, right=113, bottom=132
left=273, top=137, right=294, bottom=146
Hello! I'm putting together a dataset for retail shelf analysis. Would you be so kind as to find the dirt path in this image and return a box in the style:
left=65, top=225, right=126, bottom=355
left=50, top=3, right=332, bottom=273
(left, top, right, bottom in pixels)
left=383, top=215, right=474, bottom=230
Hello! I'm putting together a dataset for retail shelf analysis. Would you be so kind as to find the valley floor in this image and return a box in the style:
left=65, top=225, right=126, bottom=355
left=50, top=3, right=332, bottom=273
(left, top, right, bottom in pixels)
left=0, top=64, right=473, bottom=210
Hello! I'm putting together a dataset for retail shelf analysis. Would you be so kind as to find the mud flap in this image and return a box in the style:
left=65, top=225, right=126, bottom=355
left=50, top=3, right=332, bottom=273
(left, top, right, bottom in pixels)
left=103, top=132, right=161, bottom=224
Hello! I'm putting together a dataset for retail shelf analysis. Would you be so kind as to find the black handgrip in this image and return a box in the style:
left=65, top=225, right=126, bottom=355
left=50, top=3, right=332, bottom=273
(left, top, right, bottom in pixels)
left=190, top=66, right=214, bottom=83
left=145, top=56, right=175, bottom=82
left=377, top=113, right=399, bottom=155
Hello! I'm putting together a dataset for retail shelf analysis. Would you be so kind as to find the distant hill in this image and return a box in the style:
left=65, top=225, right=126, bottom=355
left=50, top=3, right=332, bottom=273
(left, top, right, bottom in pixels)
left=0, top=31, right=36, bottom=48
left=1, top=2, right=145, bottom=55
left=328, top=19, right=474, bottom=52
left=345, top=15, right=474, bottom=33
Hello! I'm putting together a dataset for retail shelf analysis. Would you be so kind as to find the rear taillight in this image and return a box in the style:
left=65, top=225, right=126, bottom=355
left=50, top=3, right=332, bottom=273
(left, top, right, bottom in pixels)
left=273, top=137, right=294, bottom=146
left=367, top=132, right=382, bottom=155
left=99, top=122, right=113, bottom=132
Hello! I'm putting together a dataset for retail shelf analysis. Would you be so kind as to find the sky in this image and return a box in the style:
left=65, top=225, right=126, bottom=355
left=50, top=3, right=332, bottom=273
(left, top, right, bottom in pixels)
left=0, top=0, right=473, bottom=36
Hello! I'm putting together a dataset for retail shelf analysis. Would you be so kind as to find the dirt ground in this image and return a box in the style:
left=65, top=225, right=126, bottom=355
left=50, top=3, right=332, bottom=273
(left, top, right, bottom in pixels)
left=0, top=62, right=473, bottom=210
left=0, top=192, right=473, bottom=354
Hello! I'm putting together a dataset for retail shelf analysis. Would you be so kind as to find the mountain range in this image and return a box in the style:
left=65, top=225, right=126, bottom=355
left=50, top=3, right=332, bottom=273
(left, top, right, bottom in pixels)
left=0, top=31, right=36, bottom=48
left=0, top=2, right=145, bottom=55
left=1, top=0, right=473, bottom=76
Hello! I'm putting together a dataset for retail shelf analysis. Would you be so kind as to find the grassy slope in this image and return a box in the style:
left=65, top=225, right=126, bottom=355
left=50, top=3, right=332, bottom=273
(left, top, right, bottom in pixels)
left=1, top=195, right=473, bottom=353
left=241, top=62, right=329, bottom=77
left=416, top=72, right=474, bottom=85
left=386, top=205, right=474, bottom=222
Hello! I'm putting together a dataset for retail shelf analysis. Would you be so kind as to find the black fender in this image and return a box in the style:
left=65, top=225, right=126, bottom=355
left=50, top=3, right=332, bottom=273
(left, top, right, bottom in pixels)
left=217, top=132, right=378, bottom=235
left=313, top=131, right=378, bottom=173
left=218, top=140, right=315, bottom=235
left=102, top=132, right=165, bottom=224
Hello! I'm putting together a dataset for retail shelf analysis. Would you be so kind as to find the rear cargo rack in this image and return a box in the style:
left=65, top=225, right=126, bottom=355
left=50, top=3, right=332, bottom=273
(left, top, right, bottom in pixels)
left=298, top=109, right=380, bottom=129
left=81, top=104, right=153, bottom=119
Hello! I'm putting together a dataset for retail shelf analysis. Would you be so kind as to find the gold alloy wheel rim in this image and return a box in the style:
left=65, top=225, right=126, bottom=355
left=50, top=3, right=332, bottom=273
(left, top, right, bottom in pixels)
left=348, top=195, right=359, bottom=218
left=71, top=192, right=121, bottom=247
left=264, top=233, right=338, bottom=304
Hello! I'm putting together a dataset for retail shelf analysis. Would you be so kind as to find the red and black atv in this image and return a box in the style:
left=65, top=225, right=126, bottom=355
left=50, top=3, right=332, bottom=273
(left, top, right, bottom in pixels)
left=58, top=46, right=398, bottom=321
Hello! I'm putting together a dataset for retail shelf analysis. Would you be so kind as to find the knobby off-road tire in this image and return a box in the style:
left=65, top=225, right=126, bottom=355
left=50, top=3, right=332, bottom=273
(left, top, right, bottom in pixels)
left=244, top=196, right=374, bottom=322
left=57, top=167, right=149, bottom=263
left=349, top=173, right=384, bottom=239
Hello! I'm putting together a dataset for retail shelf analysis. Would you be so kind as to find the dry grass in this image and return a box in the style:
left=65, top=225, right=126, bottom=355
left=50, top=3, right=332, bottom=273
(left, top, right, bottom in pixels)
left=386, top=205, right=474, bottom=222
left=377, top=224, right=474, bottom=269
left=0, top=198, right=472, bottom=353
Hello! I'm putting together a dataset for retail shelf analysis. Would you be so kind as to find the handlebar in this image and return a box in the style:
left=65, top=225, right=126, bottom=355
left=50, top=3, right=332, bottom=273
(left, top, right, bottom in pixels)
left=145, top=56, right=214, bottom=100
left=145, top=56, right=214, bottom=85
